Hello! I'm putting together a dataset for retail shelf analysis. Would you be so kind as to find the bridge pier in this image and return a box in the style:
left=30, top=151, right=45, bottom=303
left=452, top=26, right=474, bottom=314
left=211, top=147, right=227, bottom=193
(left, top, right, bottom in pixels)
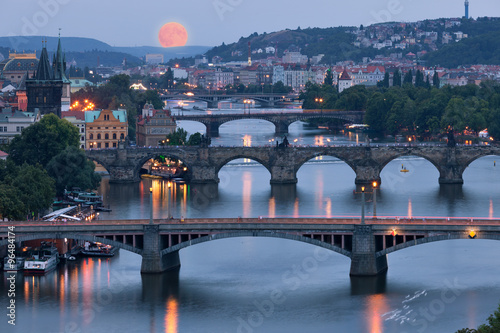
left=275, top=121, right=289, bottom=135
left=207, top=121, right=220, bottom=137
left=108, top=165, right=139, bottom=183
left=189, top=165, right=220, bottom=184
left=350, top=225, right=388, bottom=276
left=141, top=225, right=181, bottom=274
left=438, top=166, right=464, bottom=184
left=270, top=165, right=297, bottom=184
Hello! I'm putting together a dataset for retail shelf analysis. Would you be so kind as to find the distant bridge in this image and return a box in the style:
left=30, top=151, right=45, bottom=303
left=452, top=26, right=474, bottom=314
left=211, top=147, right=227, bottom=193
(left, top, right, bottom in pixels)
left=161, top=93, right=291, bottom=108
left=85, top=144, right=500, bottom=185
left=172, top=111, right=365, bottom=136
left=1, top=218, right=498, bottom=276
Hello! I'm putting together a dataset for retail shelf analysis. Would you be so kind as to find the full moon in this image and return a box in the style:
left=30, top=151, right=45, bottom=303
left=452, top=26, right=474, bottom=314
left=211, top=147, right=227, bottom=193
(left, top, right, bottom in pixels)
left=158, top=22, right=188, bottom=48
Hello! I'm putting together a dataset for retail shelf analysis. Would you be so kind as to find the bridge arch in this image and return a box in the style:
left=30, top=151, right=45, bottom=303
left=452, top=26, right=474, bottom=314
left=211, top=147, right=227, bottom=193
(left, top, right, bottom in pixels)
left=134, top=152, right=193, bottom=181
left=462, top=154, right=500, bottom=172
left=86, top=155, right=111, bottom=174
left=0, top=232, right=142, bottom=255
left=377, top=233, right=500, bottom=257
left=215, top=156, right=272, bottom=175
left=379, top=152, right=441, bottom=174
left=295, top=152, right=358, bottom=175
left=159, top=231, right=352, bottom=258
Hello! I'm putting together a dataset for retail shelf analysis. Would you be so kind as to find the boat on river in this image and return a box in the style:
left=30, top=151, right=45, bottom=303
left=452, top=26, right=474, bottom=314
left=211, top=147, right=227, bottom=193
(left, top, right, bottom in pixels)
left=400, top=164, right=409, bottom=173
left=24, top=244, right=59, bottom=275
left=3, top=246, right=32, bottom=271
left=81, top=242, right=117, bottom=257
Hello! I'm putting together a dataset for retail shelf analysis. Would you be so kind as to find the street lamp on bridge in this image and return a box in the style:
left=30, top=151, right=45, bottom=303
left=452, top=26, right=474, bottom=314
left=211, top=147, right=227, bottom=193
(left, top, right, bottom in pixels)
left=315, top=97, right=324, bottom=114
left=243, top=99, right=252, bottom=114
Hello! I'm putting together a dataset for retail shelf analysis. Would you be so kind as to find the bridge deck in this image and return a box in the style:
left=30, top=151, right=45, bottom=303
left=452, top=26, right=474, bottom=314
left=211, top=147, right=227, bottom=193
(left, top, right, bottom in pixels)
left=1, top=217, right=498, bottom=228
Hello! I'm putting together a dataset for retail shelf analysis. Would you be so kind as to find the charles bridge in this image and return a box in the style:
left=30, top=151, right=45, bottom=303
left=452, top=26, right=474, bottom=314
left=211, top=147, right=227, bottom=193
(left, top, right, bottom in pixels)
left=171, top=111, right=365, bottom=136
left=85, top=144, right=500, bottom=186
left=1, top=218, right=499, bottom=276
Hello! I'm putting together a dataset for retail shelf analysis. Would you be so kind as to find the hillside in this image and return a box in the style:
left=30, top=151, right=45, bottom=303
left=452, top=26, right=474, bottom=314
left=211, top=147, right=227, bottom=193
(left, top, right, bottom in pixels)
left=0, top=36, right=211, bottom=67
left=170, top=17, right=500, bottom=67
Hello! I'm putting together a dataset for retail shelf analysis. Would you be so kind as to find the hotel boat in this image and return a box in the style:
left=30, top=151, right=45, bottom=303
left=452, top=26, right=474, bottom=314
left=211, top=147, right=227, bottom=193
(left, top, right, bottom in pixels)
left=81, top=242, right=118, bottom=257
left=24, top=244, right=60, bottom=275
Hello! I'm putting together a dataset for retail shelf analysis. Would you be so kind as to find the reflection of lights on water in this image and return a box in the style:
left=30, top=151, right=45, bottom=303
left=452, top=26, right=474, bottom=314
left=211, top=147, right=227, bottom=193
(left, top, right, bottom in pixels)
left=314, top=136, right=324, bottom=146
left=242, top=172, right=252, bottom=217
left=293, top=198, right=300, bottom=218
left=269, top=197, right=276, bottom=218
left=165, top=296, right=179, bottom=333
left=366, top=294, right=389, bottom=333
left=489, top=199, right=494, bottom=219
left=407, top=198, right=412, bottom=218
left=325, top=197, right=332, bottom=217
left=242, top=135, right=252, bottom=147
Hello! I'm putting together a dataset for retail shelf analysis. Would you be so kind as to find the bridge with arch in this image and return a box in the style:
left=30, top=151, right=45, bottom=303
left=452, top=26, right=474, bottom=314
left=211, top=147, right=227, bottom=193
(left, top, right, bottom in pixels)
left=172, top=111, right=365, bottom=136
left=161, top=93, right=290, bottom=108
left=85, top=144, right=500, bottom=186
left=1, top=218, right=499, bottom=276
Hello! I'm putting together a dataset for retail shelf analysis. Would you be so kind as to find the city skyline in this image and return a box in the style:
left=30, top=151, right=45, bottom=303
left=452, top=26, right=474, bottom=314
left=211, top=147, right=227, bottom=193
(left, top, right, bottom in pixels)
left=1, top=0, right=499, bottom=48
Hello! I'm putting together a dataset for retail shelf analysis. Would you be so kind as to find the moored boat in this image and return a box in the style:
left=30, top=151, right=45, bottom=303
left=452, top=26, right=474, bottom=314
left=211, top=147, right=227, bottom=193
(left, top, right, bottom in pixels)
left=81, top=242, right=117, bottom=257
left=24, top=244, right=60, bottom=275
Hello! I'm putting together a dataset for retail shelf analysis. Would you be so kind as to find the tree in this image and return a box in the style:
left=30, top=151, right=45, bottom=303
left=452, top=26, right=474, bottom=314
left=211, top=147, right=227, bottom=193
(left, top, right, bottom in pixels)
left=165, top=128, right=188, bottom=145
left=187, top=132, right=203, bottom=146
left=0, top=184, right=25, bottom=220
left=324, top=69, right=334, bottom=86
left=393, top=69, right=402, bottom=87
left=8, top=114, right=79, bottom=168
left=46, top=146, right=101, bottom=197
left=433, top=71, right=440, bottom=87
left=11, top=163, right=55, bottom=218
left=403, top=70, right=413, bottom=85
left=415, top=70, right=425, bottom=87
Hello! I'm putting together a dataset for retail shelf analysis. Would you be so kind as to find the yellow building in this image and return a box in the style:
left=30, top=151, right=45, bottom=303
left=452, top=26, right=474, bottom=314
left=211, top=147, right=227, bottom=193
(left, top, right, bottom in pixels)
left=85, top=109, right=127, bottom=149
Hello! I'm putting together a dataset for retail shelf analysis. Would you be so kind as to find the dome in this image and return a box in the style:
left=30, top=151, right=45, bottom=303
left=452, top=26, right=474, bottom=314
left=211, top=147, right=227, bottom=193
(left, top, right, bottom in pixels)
left=3, top=58, right=39, bottom=72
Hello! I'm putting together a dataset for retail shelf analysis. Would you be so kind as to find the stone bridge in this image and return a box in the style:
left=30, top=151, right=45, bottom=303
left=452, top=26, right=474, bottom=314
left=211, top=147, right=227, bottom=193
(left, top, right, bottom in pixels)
left=172, top=111, right=365, bottom=136
left=1, top=218, right=498, bottom=276
left=85, top=144, right=500, bottom=186
left=161, top=93, right=289, bottom=108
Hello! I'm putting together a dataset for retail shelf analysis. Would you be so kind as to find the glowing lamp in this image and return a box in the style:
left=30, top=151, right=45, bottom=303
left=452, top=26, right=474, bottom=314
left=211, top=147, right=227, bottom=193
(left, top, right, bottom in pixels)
left=372, top=181, right=378, bottom=188
left=183, top=167, right=187, bottom=171
left=361, top=186, right=365, bottom=192
left=149, top=187, right=153, bottom=193
left=469, top=230, right=476, bottom=239
left=167, top=182, right=172, bottom=188
left=391, top=229, right=397, bottom=236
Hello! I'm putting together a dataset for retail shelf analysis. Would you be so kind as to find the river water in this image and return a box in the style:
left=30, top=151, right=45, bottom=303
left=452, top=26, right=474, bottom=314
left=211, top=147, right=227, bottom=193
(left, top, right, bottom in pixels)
left=2, top=108, right=500, bottom=333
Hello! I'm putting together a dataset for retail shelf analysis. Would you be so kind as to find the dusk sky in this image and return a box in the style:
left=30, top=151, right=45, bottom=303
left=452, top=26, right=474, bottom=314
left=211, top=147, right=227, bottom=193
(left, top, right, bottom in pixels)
left=2, top=0, right=499, bottom=47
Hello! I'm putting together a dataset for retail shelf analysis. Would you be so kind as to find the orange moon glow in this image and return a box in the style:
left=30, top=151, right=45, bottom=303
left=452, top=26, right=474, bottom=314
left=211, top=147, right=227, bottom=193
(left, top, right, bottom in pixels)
left=158, top=22, right=188, bottom=48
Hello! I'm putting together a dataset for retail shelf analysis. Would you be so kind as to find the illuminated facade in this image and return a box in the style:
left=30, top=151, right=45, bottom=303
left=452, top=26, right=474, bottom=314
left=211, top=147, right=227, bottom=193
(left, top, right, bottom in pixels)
left=136, top=103, right=176, bottom=147
left=85, top=109, right=128, bottom=149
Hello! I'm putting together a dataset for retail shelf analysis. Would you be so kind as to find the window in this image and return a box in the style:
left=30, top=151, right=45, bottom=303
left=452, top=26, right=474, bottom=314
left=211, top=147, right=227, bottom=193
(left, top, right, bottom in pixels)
left=89, top=134, right=93, bottom=140
left=81, top=128, right=84, bottom=133
left=97, top=133, right=101, bottom=140
left=113, top=142, right=117, bottom=148
left=112, top=133, right=117, bottom=140
left=97, top=143, right=101, bottom=148
left=81, top=136, right=84, bottom=141
left=120, top=133, right=124, bottom=139
left=105, top=142, right=109, bottom=148
left=105, top=133, right=109, bottom=140
left=105, top=127, right=108, bottom=129
left=16, top=126, right=20, bottom=132
left=0, top=127, right=2, bottom=132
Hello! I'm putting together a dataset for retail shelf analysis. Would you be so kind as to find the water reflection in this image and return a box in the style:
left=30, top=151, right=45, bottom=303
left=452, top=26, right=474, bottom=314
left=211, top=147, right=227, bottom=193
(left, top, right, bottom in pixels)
left=350, top=275, right=387, bottom=295
left=366, top=294, right=390, bottom=333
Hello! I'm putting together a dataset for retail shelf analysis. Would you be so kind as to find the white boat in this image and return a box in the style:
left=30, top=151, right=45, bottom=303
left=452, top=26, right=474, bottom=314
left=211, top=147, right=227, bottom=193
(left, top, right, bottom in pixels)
left=24, top=245, right=60, bottom=275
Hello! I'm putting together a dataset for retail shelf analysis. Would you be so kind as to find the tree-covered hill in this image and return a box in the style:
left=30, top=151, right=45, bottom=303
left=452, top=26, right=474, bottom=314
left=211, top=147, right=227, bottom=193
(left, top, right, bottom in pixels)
left=424, top=31, right=500, bottom=67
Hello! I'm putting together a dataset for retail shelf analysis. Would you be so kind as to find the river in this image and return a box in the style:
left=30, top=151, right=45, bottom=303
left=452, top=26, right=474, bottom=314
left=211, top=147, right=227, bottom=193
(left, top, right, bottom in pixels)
left=1, top=107, right=500, bottom=333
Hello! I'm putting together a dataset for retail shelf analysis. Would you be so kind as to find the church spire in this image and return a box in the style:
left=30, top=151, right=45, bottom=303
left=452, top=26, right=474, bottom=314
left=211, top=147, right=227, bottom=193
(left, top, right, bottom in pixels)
left=35, top=42, right=53, bottom=81
left=53, top=31, right=69, bottom=83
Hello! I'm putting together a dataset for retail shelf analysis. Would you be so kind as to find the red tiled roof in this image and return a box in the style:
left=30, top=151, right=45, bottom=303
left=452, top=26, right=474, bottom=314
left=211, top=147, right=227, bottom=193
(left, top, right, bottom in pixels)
left=339, top=69, right=351, bottom=80
left=62, top=110, right=85, bottom=120
left=0, top=150, right=8, bottom=157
